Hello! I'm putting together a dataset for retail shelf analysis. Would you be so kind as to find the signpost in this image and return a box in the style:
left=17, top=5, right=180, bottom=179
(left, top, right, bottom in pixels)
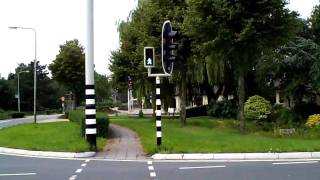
left=144, top=20, right=177, bottom=147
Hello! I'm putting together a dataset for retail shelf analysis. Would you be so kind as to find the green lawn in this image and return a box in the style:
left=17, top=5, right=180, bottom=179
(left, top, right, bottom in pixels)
left=110, top=116, right=320, bottom=154
left=0, top=122, right=106, bottom=152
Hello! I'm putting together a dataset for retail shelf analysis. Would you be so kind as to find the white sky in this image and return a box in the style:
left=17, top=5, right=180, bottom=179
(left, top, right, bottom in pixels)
left=0, top=0, right=318, bottom=79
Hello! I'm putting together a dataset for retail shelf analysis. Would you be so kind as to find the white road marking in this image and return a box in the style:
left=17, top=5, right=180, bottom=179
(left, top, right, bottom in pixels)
left=0, top=173, right=36, bottom=176
left=272, top=161, right=318, bottom=165
left=69, top=175, right=77, bottom=180
left=148, top=161, right=152, bottom=165
left=81, top=163, right=87, bottom=167
left=179, top=165, right=226, bottom=170
left=75, top=168, right=82, bottom=173
left=148, top=166, right=154, bottom=171
left=85, top=159, right=90, bottom=163
left=150, top=172, right=156, bottom=177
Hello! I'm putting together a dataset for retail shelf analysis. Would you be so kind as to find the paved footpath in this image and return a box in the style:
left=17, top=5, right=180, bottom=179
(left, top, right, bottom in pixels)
left=94, top=124, right=146, bottom=160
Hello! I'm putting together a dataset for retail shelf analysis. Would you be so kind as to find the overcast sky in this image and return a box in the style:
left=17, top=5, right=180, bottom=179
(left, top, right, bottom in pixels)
left=0, top=0, right=318, bottom=79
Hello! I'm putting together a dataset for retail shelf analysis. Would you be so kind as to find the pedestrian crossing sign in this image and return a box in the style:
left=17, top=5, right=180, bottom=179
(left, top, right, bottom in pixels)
left=144, top=47, right=155, bottom=68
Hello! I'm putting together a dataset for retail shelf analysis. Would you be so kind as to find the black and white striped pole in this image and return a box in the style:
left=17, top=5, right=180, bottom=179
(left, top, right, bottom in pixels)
left=144, top=21, right=177, bottom=147
left=155, top=76, right=162, bottom=146
left=85, top=0, right=96, bottom=151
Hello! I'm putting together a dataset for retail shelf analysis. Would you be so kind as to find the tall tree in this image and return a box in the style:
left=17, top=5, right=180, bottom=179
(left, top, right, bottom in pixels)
left=185, top=0, right=297, bottom=132
left=49, top=39, right=85, bottom=105
left=311, top=3, right=320, bottom=44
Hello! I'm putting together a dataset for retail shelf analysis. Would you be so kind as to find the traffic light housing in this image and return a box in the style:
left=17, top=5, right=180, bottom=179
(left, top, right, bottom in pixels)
left=162, top=20, right=178, bottom=74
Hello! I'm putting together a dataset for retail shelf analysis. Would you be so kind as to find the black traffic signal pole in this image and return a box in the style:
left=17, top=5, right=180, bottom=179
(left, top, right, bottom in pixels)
left=145, top=20, right=177, bottom=147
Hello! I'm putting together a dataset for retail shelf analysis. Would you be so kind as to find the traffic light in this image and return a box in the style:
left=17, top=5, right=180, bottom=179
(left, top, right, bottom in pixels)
left=162, top=20, right=178, bottom=74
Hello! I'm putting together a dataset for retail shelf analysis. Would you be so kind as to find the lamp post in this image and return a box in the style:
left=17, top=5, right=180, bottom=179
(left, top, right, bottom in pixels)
left=17, top=70, right=29, bottom=112
left=9, top=26, right=37, bottom=123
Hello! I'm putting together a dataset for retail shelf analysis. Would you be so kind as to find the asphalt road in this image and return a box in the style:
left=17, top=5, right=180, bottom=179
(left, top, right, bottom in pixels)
left=1, top=154, right=320, bottom=180
left=0, top=114, right=62, bottom=129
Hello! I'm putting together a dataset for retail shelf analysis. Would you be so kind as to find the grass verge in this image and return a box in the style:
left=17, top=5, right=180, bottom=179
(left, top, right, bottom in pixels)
left=0, top=122, right=106, bottom=152
left=110, top=116, right=320, bottom=154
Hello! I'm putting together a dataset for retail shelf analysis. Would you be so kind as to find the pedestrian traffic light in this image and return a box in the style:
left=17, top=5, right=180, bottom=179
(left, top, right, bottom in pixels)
left=162, top=20, right=177, bottom=74
left=144, top=47, right=155, bottom=68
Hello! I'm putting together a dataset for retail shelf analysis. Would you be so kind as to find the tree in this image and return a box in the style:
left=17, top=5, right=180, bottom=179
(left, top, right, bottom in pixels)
left=311, top=3, right=320, bottom=44
left=15, top=62, right=64, bottom=111
left=49, top=39, right=85, bottom=105
left=185, top=0, right=298, bottom=132
left=0, top=78, right=15, bottom=110
left=95, top=72, right=111, bottom=102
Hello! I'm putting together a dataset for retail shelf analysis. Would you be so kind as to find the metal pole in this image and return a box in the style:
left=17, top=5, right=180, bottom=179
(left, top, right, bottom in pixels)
left=18, top=73, right=20, bottom=112
left=85, top=0, right=97, bottom=151
left=33, top=29, right=37, bottom=123
left=156, top=76, right=162, bottom=146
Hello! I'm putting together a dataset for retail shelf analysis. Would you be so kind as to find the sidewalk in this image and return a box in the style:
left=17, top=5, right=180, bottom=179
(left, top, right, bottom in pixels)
left=94, top=124, right=146, bottom=160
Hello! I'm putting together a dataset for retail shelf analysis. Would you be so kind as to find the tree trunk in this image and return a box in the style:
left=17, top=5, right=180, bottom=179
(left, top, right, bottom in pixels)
left=238, top=69, right=246, bottom=133
left=180, top=73, right=187, bottom=125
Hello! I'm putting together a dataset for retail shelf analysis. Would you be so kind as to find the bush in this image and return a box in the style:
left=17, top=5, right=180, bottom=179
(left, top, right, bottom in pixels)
left=80, top=117, right=109, bottom=138
left=186, top=105, right=208, bottom=118
left=244, top=95, right=272, bottom=121
left=294, top=103, right=320, bottom=119
left=139, top=110, right=144, bottom=118
left=306, top=114, right=320, bottom=128
left=0, top=108, right=4, bottom=113
left=68, top=110, right=109, bottom=138
left=207, top=100, right=237, bottom=118
left=10, top=112, right=25, bottom=118
left=68, top=110, right=84, bottom=123
left=270, top=107, right=304, bottom=128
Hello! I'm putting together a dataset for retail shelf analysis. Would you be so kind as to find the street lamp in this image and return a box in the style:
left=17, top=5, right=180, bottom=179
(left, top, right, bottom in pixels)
left=9, top=26, right=37, bottom=123
left=17, top=70, right=29, bottom=112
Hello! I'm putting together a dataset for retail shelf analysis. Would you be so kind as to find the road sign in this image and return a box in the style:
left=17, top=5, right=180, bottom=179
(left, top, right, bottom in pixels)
left=144, top=47, right=155, bottom=68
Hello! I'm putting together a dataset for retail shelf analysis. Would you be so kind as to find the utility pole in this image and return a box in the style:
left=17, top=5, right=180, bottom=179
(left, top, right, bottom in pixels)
left=85, top=0, right=96, bottom=151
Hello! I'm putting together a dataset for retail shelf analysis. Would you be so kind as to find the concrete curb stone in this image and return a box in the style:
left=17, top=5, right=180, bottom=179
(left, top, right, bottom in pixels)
left=0, top=147, right=95, bottom=158
left=152, top=152, right=320, bottom=160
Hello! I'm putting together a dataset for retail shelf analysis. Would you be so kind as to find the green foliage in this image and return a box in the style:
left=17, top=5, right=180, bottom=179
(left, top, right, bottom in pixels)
left=0, top=79, right=15, bottom=110
left=208, top=100, right=237, bottom=119
left=139, top=109, right=144, bottom=118
left=306, top=114, right=320, bottom=128
left=49, top=40, right=85, bottom=105
left=270, top=107, right=304, bottom=128
left=244, top=95, right=272, bottom=121
left=10, top=112, right=25, bottom=118
left=68, top=110, right=109, bottom=138
left=311, top=4, right=320, bottom=44
left=95, top=72, right=112, bottom=103
left=80, top=117, right=109, bottom=138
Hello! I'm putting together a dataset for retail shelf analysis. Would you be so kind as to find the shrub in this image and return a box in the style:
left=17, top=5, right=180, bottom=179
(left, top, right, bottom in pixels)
left=10, top=112, right=25, bottom=118
left=68, top=110, right=84, bottom=123
left=294, top=103, right=320, bottom=119
left=306, top=114, right=320, bottom=128
left=270, top=107, right=304, bottom=128
left=80, top=117, right=109, bottom=138
left=0, top=108, right=4, bottom=113
left=207, top=100, right=237, bottom=118
left=186, top=105, right=208, bottom=118
left=139, top=110, right=144, bottom=118
left=244, top=95, right=272, bottom=121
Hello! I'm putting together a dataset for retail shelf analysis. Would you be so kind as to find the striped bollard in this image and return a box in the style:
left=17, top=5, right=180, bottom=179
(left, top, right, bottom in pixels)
left=85, top=85, right=97, bottom=151
left=156, top=76, right=162, bottom=146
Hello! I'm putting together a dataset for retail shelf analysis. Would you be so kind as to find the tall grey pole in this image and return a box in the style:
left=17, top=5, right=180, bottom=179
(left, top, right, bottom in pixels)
left=18, top=73, right=20, bottom=112
left=33, top=29, right=37, bottom=124
left=85, top=0, right=97, bottom=151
